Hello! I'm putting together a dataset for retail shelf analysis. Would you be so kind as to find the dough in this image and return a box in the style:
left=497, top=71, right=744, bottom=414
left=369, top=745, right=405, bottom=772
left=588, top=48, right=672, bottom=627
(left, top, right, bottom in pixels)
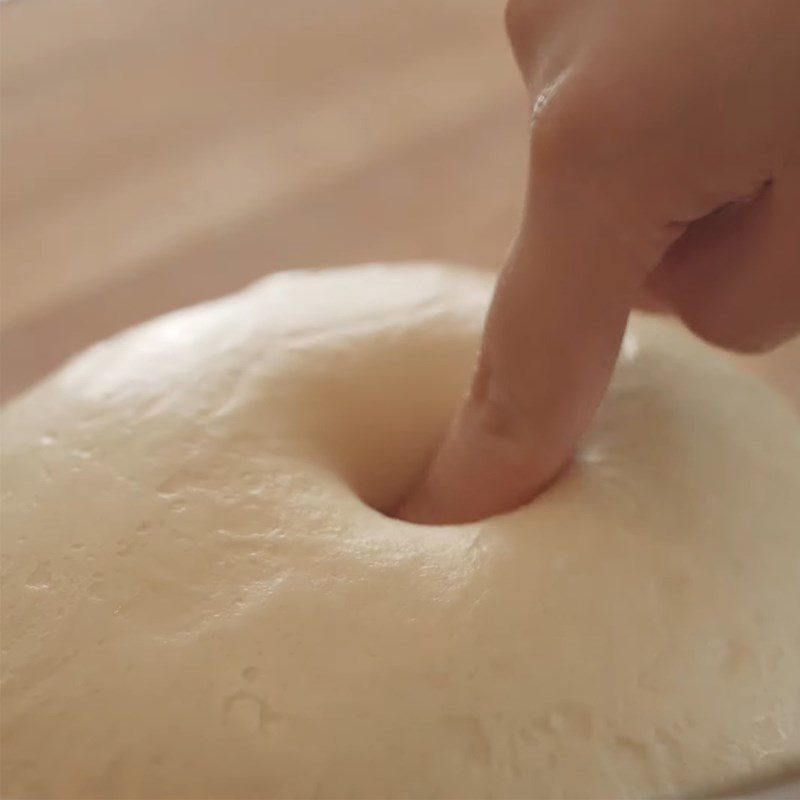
left=1, top=263, right=799, bottom=799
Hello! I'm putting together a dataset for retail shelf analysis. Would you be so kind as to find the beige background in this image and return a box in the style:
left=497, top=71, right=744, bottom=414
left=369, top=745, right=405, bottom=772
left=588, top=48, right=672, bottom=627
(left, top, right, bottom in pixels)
left=1, top=0, right=797, bottom=406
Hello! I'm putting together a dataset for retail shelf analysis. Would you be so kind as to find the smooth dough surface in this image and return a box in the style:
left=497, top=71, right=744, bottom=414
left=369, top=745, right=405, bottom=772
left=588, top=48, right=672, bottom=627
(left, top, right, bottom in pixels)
left=2, top=263, right=800, bottom=799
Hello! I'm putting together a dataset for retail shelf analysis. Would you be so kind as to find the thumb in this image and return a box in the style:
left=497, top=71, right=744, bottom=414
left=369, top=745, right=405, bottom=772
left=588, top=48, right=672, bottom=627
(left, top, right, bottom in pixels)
left=398, top=121, right=668, bottom=524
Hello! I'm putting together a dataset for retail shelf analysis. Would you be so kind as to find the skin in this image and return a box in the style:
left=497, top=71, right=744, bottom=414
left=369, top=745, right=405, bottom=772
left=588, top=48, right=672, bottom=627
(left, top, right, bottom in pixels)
left=398, top=0, right=800, bottom=524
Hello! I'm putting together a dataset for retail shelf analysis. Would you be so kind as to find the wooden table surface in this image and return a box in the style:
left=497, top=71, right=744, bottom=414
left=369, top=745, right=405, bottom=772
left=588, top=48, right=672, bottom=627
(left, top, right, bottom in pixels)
left=1, top=0, right=798, bottom=407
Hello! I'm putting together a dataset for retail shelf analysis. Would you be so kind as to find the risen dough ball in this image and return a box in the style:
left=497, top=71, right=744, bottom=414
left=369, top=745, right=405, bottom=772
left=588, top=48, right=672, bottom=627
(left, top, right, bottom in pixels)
left=1, top=263, right=799, bottom=799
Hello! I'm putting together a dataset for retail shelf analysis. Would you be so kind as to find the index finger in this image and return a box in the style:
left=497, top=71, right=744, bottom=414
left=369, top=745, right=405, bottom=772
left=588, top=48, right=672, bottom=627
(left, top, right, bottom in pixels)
left=398, top=116, right=666, bottom=524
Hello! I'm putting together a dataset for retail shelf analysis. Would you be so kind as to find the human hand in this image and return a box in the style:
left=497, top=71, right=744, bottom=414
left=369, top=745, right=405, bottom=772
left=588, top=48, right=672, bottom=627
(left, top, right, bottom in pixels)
left=398, top=0, right=800, bottom=524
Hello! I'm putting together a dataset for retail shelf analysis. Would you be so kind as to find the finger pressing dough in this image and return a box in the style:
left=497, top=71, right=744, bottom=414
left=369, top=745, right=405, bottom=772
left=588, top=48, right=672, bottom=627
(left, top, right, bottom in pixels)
left=1, top=263, right=799, bottom=799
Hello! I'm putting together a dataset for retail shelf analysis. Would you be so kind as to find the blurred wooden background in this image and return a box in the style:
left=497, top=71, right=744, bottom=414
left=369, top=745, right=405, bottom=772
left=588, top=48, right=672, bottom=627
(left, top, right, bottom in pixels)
left=1, top=0, right=797, bottom=405
left=1, top=0, right=521, bottom=400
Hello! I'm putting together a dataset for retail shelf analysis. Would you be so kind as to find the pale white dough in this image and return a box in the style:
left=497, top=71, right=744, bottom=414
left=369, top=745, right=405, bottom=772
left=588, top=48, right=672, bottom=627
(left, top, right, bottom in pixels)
left=1, top=263, right=799, bottom=799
